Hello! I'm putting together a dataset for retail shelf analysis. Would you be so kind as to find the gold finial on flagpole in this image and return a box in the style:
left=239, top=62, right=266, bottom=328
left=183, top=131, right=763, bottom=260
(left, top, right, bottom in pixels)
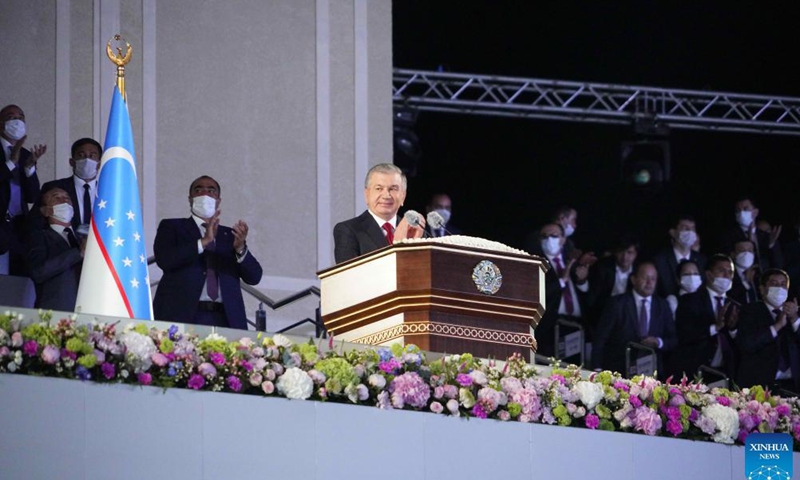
left=106, top=34, right=132, bottom=100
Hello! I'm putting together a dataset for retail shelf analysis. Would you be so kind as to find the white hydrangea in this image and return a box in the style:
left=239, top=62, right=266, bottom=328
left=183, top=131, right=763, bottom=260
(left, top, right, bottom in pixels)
left=701, top=403, right=739, bottom=444
left=574, top=381, right=604, bottom=410
left=120, top=331, right=157, bottom=372
left=276, top=367, right=314, bottom=400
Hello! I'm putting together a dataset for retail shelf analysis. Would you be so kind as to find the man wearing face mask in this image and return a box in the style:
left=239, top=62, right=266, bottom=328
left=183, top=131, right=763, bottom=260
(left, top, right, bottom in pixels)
left=736, top=269, right=800, bottom=392
left=587, top=235, right=639, bottom=336
left=424, top=193, right=461, bottom=237
left=152, top=176, right=263, bottom=329
left=26, top=188, right=84, bottom=311
left=729, top=239, right=759, bottom=305
left=672, top=255, right=739, bottom=380
left=653, top=214, right=707, bottom=299
left=720, top=197, right=782, bottom=271
left=532, top=222, right=590, bottom=357
left=0, top=104, right=46, bottom=276
left=665, top=259, right=702, bottom=315
left=32, top=138, right=102, bottom=234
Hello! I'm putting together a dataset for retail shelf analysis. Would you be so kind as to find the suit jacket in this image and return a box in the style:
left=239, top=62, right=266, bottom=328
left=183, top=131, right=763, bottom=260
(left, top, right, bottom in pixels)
left=587, top=256, right=629, bottom=324
left=729, top=270, right=759, bottom=305
left=529, top=246, right=589, bottom=356
left=672, top=289, right=737, bottom=379
left=653, top=247, right=707, bottom=298
left=0, top=147, right=39, bottom=254
left=736, top=301, right=800, bottom=390
left=152, top=218, right=263, bottom=329
left=333, top=210, right=391, bottom=264
left=592, top=291, right=677, bottom=376
left=26, top=226, right=83, bottom=311
left=33, top=176, right=84, bottom=231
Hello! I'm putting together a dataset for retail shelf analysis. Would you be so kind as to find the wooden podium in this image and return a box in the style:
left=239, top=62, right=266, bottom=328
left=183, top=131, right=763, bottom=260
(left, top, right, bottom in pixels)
left=318, top=240, right=548, bottom=359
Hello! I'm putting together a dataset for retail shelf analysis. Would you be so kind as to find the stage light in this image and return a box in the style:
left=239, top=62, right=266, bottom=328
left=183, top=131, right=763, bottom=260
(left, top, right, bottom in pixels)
left=393, top=107, right=422, bottom=178
left=620, top=140, right=671, bottom=190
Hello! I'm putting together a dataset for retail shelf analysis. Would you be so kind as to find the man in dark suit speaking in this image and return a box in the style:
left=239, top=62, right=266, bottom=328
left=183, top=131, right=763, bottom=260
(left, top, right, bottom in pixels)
left=333, top=163, right=423, bottom=264
left=153, top=176, right=262, bottom=329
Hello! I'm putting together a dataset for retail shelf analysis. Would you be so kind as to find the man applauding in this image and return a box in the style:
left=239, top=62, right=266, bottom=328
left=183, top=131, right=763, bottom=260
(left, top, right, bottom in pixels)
left=153, top=176, right=262, bottom=329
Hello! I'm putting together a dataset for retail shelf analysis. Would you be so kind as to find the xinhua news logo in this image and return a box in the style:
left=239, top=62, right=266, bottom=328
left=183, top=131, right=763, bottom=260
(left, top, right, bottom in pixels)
left=745, top=433, right=793, bottom=480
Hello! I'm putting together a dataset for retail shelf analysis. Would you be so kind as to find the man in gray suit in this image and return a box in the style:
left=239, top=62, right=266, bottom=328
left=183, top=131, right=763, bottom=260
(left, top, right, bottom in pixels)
left=26, top=188, right=84, bottom=311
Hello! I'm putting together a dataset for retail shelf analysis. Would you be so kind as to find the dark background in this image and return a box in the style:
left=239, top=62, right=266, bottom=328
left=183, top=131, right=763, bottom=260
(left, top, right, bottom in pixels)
left=392, top=2, right=800, bottom=260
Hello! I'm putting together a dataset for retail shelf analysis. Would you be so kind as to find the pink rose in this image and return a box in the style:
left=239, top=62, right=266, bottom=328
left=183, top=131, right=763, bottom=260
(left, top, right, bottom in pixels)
left=11, top=332, right=23, bottom=348
left=151, top=353, right=169, bottom=367
left=430, top=401, right=444, bottom=414
left=0, top=346, right=9, bottom=357
left=261, top=381, right=275, bottom=395
left=41, top=345, right=60, bottom=365
left=249, top=373, right=263, bottom=386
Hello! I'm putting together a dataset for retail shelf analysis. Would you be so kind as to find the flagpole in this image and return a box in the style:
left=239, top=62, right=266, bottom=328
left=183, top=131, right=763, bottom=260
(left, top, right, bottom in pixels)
left=106, top=34, right=132, bottom=101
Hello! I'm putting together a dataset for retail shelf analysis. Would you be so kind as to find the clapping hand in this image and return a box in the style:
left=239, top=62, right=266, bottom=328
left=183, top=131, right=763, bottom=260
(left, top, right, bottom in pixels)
left=232, top=220, right=249, bottom=253
left=201, top=210, right=220, bottom=250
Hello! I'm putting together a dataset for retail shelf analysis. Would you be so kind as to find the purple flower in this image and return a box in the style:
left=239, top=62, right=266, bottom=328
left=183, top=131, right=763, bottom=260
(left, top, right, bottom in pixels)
left=227, top=375, right=242, bottom=392
left=61, top=348, right=77, bottom=361
left=76, top=366, right=91, bottom=381
left=138, top=372, right=152, bottom=385
left=188, top=374, right=205, bottom=390
left=209, top=352, right=226, bottom=365
left=198, top=362, right=217, bottom=378
left=716, top=396, right=731, bottom=407
left=632, top=406, right=662, bottom=436
left=585, top=414, right=599, bottom=430
left=379, top=358, right=402, bottom=374
left=22, top=340, right=38, bottom=356
left=472, top=404, right=488, bottom=419
left=168, top=325, right=179, bottom=340
left=456, top=373, right=473, bottom=387
left=776, top=404, right=791, bottom=417
left=629, top=395, right=642, bottom=408
left=551, top=374, right=566, bottom=385
left=101, top=362, right=116, bottom=380
left=666, top=419, right=683, bottom=436
left=241, top=360, right=253, bottom=372
left=0, top=346, right=9, bottom=357
left=662, top=406, right=681, bottom=422
left=433, top=386, right=445, bottom=399
left=41, top=345, right=60, bottom=364
left=389, top=372, right=431, bottom=409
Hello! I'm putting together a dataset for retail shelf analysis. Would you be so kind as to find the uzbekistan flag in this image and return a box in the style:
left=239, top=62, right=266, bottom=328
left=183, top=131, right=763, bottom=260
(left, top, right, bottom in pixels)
left=75, top=86, right=153, bottom=319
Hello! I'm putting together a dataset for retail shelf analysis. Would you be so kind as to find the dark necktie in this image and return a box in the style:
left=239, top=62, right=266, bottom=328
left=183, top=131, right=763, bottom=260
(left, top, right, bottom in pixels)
left=715, top=296, right=733, bottom=366
left=775, top=308, right=791, bottom=372
left=553, top=256, right=575, bottom=315
left=382, top=222, right=394, bottom=245
left=201, top=223, right=219, bottom=301
left=64, top=227, right=79, bottom=248
left=638, top=298, right=649, bottom=338
left=83, top=184, right=92, bottom=225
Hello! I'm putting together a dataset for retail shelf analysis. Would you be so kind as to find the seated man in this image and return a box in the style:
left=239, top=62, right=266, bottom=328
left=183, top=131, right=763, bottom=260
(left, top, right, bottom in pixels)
left=592, top=262, right=677, bottom=377
left=153, top=176, right=262, bottom=329
left=333, top=163, right=423, bottom=264
left=736, top=269, right=800, bottom=393
left=672, top=254, right=739, bottom=380
left=26, top=188, right=84, bottom=311
left=719, top=196, right=782, bottom=270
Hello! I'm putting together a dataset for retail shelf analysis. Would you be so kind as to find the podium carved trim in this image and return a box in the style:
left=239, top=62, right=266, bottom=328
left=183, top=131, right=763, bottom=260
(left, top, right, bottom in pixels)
left=352, top=321, right=536, bottom=349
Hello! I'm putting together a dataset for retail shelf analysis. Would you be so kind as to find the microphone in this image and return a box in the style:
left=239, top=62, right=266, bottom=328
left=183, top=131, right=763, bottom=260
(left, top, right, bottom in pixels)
left=426, top=211, right=450, bottom=237
left=404, top=210, right=424, bottom=227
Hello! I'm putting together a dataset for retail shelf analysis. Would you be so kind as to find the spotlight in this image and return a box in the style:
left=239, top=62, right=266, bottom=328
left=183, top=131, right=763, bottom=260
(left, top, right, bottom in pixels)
left=393, top=107, right=421, bottom=178
left=620, top=140, right=671, bottom=189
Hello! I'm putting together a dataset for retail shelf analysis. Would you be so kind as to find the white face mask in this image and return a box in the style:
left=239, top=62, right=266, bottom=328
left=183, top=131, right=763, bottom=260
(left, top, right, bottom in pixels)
left=766, top=286, right=789, bottom=308
left=711, top=276, right=732, bottom=293
left=191, top=195, right=217, bottom=219
left=737, top=211, right=753, bottom=227
left=680, top=274, right=702, bottom=293
left=51, top=203, right=74, bottom=224
left=677, top=230, right=697, bottom=249
left=541, top=237, right=562, bottom=257
left=564, top=224, right=575, bottom=237
left=734, top=251, right=755, bottom=270
left=434, top=208, right=451, bottom=225
left=73, top=158, right=99, bottom=180
left=4, top=119, right=26, bottom=141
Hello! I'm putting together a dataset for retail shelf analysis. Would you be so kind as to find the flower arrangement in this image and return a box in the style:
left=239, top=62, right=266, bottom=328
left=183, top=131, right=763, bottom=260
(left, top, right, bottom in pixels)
left=2, top=310, right=799, bottom=449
